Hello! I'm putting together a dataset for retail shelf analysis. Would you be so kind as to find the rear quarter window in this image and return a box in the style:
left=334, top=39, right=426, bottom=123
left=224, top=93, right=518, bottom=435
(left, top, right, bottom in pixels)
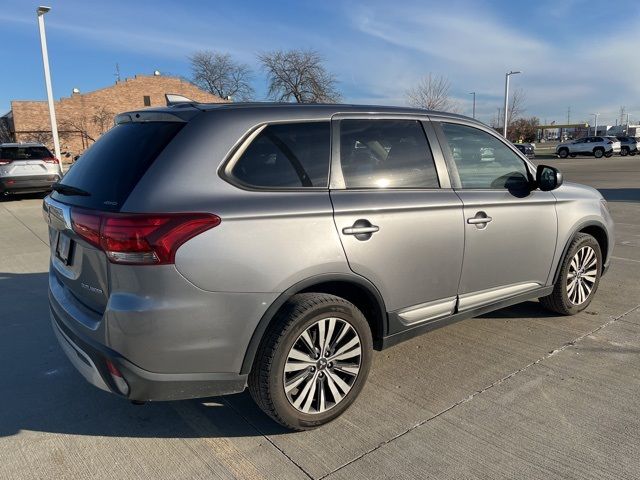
left=51, top=122, right=183, bottom=211
left=228, top=122, right=330, bottom=189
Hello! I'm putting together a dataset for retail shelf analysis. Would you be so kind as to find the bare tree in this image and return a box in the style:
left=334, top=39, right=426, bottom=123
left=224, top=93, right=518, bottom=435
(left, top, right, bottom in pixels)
left=406, top=74, right=458, bottom=112
left=92, top=106, right=114, bottom=135
left=507, top=88, right=526, bottom=125
left=619, top=105, right=626, bottom=126
left=59, top=115, right=96, bottom=150
left=190, top=51, right=254, bottom=101
left=258, top=49, right=341, bottom=103
left=22, top=131, right=53, bottom=145
left=0, top=117, right=14, bottom=143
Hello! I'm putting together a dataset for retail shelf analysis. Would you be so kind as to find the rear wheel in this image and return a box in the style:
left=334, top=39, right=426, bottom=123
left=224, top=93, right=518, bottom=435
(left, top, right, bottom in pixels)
left=594, top=148, right=604, bottom=158
left=621, top=147, right=629, bottom=156
left=540, top=233, right=602, bottom=315
left=249, top=293, right=373, bottom=430
left=558, top=148, right=569, bottom=158
left=569, top=153, right=577, bottom=158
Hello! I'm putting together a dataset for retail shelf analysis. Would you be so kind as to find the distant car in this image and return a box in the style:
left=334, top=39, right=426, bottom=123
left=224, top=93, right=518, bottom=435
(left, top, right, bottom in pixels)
left=556, top=136, right=620, bottom=159
left=513, top=143, right=535, bottom=159
left=615, top=136, right=638, bottom=156
left=0, top=143, right=61, bottom=195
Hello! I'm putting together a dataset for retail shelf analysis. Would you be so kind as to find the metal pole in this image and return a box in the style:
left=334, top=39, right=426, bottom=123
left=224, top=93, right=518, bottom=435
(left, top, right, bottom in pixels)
left=626, top=113, right=630, bottom=135
left=503, top=74, right=509, bottom=137
left=37, top=7, right=62, bottom=174
left=469, top=92, right=476, bottom=119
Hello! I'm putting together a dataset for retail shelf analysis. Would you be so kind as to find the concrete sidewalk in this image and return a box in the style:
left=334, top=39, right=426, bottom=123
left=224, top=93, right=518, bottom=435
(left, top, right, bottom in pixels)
left=1, top=156, right=639, bottom=479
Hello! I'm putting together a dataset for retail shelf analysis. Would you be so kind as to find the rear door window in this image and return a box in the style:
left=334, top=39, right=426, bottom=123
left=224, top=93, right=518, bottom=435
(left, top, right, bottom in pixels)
left=0, top=146, right=53, bottom=160
left=339, top=119, right=439, bottom=188
left=51, top=122, right=184, bottom=211
left=230, top=122, right=330, bottom=188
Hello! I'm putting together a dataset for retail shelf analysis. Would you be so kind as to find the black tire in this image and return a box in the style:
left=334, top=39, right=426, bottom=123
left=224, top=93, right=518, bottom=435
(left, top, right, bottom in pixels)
left=248, top=293, right=373, bottom=430
left=569, top=153, right=577, bottom=158
left=539, top=233, right=602, bottom=315
left=558, top=148, right=569, bottom=158
left=593, top=148, right=604, bottom=158
left=620, top=147, right=629, bottom=156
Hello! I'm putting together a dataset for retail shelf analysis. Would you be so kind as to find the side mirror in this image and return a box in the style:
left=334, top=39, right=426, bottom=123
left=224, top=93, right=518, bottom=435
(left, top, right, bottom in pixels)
left=536, top=165, right=563, bottom=191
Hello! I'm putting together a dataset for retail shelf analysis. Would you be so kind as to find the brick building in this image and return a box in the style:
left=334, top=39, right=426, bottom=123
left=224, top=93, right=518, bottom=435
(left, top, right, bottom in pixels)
left=1, top=74, right=225, bottom=160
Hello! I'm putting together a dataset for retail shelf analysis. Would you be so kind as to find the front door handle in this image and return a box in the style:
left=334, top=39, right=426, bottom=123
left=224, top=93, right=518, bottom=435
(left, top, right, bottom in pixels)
left=467, top=211, right=492, bottom=228
left=342, top=219, right=379, bottom=240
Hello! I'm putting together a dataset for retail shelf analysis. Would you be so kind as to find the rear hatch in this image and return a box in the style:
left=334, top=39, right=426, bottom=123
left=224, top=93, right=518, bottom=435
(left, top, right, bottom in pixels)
left=0, top=145, right=58, bottom=177
left=45, top=117, right=187, bottom=313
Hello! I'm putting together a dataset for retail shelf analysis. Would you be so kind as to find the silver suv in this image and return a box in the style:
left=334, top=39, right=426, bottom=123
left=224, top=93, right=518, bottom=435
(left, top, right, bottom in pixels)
left=556, top=136, right=621, bottom=158
left=0, top=142, right=61, bottom=195
left=44, top=103, right=614, bottom=430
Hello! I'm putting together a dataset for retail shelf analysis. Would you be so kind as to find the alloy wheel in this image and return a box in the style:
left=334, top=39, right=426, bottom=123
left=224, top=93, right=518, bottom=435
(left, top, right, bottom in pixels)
left=283, top=317, right=362, bottom=414
left=567, top=246, right=598, bottom=305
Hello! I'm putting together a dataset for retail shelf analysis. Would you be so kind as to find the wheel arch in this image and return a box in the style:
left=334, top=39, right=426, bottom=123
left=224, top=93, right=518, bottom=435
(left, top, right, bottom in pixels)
left=552, top=220, right=609, bottom=284
left=240, top=273, right=388, bottom=374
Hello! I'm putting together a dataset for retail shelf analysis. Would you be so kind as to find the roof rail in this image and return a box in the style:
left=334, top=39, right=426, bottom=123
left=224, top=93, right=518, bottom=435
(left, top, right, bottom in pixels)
left=165, top=93, right=196, bottom=106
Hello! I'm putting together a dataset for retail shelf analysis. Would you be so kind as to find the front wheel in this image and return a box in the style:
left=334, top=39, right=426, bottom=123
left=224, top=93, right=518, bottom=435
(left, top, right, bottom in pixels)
left=620, top=147, right=629, bottom=156
left=558, top=148, right=569, bottom=158
left=249, top=293, right=373, bottom=430
left=540, top=233, right=602, bottom=315
left=594, top=148, right=604, bottom=158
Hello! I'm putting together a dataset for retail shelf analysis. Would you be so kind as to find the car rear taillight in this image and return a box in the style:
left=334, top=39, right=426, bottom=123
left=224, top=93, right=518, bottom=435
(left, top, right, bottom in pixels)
left=43, top=157, right=59, bottom=164
left=106, top=359, right=129, bottom=395
left=0, top=159, right=12, bottom=165
left=70, top=208, right=221, bottom=265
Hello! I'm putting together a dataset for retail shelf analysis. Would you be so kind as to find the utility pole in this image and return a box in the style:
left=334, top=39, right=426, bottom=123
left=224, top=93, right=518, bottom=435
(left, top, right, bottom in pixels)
left=114, top=63, right=121, bottom=83
left=626, top=113, right=631, bottom=135
left=567, top=106, right=571, bottom=124
left=591, top=113, right=600, bottom=136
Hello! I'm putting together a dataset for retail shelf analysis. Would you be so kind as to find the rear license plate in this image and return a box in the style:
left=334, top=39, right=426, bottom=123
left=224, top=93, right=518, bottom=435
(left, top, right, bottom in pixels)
left=56, top=233, right=72, bottom=265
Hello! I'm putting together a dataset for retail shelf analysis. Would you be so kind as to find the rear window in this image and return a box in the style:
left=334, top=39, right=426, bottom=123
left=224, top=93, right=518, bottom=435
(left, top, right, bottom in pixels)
left=0, top=146, right=52, bottom=160
left=229, top=122, right=330, bottom=188
left=51, top=122, right=183, bottom=211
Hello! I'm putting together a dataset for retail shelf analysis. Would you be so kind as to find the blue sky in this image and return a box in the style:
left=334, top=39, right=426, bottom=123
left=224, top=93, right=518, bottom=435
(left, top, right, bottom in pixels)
left=2, top=0, right=640, bottom=125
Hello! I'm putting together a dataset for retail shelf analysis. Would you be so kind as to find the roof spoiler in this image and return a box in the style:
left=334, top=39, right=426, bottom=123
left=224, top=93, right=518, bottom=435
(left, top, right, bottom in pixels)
left=165, top=93, right=196, bottom=106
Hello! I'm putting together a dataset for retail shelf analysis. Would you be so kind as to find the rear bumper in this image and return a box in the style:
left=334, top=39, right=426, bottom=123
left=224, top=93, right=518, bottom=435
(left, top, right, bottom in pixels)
left=0, top=174, right=60, bottom=193
left=51, top=308, right=248, bottom=401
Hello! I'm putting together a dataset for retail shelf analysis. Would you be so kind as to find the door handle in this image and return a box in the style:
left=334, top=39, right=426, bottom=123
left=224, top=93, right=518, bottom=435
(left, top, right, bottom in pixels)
left=342, top=226, right=380, bottom=235
left=342, top=219, right=379, bottom=240
left=467, top=212, right=492, bottom=227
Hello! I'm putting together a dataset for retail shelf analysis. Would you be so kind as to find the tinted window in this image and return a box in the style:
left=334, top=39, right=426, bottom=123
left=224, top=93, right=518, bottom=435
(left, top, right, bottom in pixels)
left=0, top=146, right=53, bottom=160
left=51, top=122, right=183, bottom=211
left=440, top=123, right=529, bottom=189
left=231, top=122, right=330, bottom=188
left=339, top=119, right=439, bottom=188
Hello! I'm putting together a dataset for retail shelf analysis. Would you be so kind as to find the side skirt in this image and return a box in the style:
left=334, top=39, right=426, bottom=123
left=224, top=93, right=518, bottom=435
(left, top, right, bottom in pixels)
left=380, top=286, right=553, bottom=350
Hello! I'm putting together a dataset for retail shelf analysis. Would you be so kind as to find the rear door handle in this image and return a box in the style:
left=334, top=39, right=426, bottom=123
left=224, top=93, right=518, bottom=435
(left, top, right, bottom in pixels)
left=467, top=211, right=492, bottom=227
left=342, top=219, right=379, bottom=240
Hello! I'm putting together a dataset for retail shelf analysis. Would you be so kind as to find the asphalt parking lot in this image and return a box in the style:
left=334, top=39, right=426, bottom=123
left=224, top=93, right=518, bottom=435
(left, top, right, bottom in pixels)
left=1, top=155, right=639, bottom=480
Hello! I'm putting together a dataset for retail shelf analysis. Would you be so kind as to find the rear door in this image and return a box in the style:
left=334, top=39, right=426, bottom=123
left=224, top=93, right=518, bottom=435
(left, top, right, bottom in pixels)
left=0, top=145, right=55, bottom=177
left=433, top=120, right=557, bottom=311
left=330, top=115, right=464, bottom=327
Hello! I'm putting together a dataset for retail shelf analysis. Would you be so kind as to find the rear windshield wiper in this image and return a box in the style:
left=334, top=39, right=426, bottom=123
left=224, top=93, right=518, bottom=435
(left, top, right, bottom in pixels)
left=51, top=183, right=91, bottom=197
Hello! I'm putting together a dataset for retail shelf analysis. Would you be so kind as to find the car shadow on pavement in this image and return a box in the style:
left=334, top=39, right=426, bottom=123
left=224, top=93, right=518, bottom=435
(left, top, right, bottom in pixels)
left=598, top=188, right=640, bottom=203
left=0, top=271, right=290, bottom=439
left=0, top=192, right=49, bottom=202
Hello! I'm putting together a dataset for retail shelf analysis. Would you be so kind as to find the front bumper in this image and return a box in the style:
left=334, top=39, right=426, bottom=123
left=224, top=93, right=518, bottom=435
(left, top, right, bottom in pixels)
left=51, top=308, right=248, bottom=401
left=0, top=174, right=60, bottom=193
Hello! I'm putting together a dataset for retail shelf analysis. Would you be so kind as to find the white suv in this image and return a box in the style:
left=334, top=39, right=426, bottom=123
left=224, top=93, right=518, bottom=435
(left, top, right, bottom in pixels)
left=556, top=136, right=621, bottom=158
left=0, top=143, right=61, bottom=195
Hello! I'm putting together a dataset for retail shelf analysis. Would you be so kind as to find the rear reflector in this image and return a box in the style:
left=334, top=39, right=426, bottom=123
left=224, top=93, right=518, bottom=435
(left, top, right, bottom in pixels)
left=43, top=157, right=59, bottom=164
left=70, top=209, right=221, bottom=265
left=106, top=359, right=130, bottom=396
left=0, top=159, right=11, bottom=165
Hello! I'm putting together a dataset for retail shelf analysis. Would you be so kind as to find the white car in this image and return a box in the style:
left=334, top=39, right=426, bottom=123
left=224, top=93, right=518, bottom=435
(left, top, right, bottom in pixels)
left=0, top=142, right=61, bottom=195
left=556, top=136, right=620, bottom=158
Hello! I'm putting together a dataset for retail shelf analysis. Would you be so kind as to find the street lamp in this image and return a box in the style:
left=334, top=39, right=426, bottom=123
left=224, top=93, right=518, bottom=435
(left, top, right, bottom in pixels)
left=36, top=5, right=62, bottom=173
left=590, top=113, right=600, bottom=136
left=468, top=92, right=476, bottom=119
left=503, top=70, right=521, bottom=138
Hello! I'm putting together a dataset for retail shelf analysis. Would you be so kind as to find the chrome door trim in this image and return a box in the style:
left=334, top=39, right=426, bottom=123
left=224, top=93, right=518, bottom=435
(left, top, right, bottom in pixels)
left=458, top=282, right=541, bottom=311
left=397, top=296, right=457, bottom=326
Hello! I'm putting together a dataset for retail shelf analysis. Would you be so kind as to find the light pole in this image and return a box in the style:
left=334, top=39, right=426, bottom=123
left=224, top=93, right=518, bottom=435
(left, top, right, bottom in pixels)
left=591, top=113, right=600, bottom=136
left=626, top=113, right=631, bottom=135
left=36, top=6, right=61, bottom=173
left=468, top=92, right=476, bottom=119
left=503, top=70, right=521, bottom=138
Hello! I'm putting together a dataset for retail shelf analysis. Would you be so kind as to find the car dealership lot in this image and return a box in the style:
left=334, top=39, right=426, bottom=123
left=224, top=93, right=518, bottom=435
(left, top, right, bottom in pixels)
left=1, top=156, right=639, bottom=480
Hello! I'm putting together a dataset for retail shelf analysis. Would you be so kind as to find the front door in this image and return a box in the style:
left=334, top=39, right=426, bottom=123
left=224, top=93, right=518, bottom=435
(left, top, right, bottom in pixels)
left=330, top=116, right=464, bottom=326
left=435, top=120, right=558, bottom=311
